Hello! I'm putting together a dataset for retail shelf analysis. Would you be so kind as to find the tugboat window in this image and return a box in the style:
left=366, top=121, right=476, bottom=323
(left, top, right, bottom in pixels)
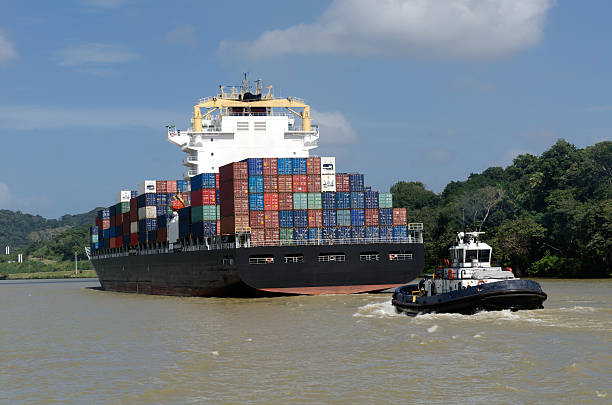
left=466, top=250, right=478, bottom=262
left=478, top=250, right=490, bottom=263
left=248, top=255, right=275, bottom=265
left=360, top=252, right=380, bottom=261
left=284, top=254, right=304, bottom=263
left=318, top=253, right=345, bottom=262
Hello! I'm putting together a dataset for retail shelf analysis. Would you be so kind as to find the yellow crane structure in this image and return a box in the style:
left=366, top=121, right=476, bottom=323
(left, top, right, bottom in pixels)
left=191, top=77, right=312, bottom=133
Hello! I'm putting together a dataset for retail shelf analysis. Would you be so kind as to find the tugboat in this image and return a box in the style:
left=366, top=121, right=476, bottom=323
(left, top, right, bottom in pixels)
left=392, top=231, right=547, bottom=316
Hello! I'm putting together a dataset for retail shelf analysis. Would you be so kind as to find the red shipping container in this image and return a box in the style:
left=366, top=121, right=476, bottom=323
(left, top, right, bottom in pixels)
left=264, top=210, right=279, bottom=228
left=130, top=196, right=138, bottom=212
left=95, top=217, right=101, bottom=228
left=191, top=189, right=216, bottom=206
left=156, top=228, right=167, bottom=243
left=263, top=176, right=278, bottom=193
left=167, top=180, right=178, bottom=193
left=220, top=197, right=249, bottom=217
left=215, top=173, right=219, bottom=189
left=265, top=228, right=279, bottom=243
left=307, top=175, right=322, bottom=192
left=219, top=161, right=248, bottom=181
left=278, top=193, right=294, bottom=210
left=278, top=175, right=293, bottom=193
left=110, top=215, right=116, bottom=228
left=217, top=220, right=221, bottom=236
left=365, top=209, right=379, bottom=226
left=122, top=220, right=130, bottom=235
left=308, top=209, right=323, bottom=228
left=116, top=236, right=123, bottom=248
left=130, top=209, right=138, bottom=223
left=393, top=208, right=407, bottom=225
left=307, top=157, right=321, bottom=175
left=220, top=215, right=250, bottom=234
left=250, top=211, right=265, bottom=228
left=122, top=212, right=130, bottom=224
left=293, top=174, right=307, bottom=192
left=263, top=158, right=278, bottom=176
left=101, top=219, right=110, bottom=230
left=251, top=228, right=265, bottom=244
left=156, top=180, right=168, bottom=193
left=336, top=174, right=350, bottom=192
left=264, top=193, right=279, bottom=211
left=110, top=237, right=117, bottom=249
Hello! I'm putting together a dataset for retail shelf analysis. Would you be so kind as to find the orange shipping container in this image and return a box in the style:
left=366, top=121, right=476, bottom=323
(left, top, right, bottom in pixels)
left=250, top=211, right=265, bottom=228
left=307, top=157, right=321, bottom=175
left=265, top=228, right=279, bottom=243
left=307, top=175, right=322, bottom=192
left=130, top=233, right=139, bottom=246
left=393, top=208, right=407, bottom=225
left=156, top=180, right=168, bottom=193
left=278, top=193, right=294, bottom=211
left=263, top=176, right=278, bottom=192
left=365, top=209, right=379, bottom=226
left=293, top=174, right=307, bottom=192
left=264, top=210, right=279, bottom=228
left=220, top=215, right=249, bottom=234
left=263, top=193, right=279, bottom=211
left=308, top=209, right=323, bottom=228
left=251, top=228, right=265, bottom=244
left=263, top=158, right=278, bottom=176
left=166, top=180, right=178, bottom=193
left=335, top=174, right=350, bottom=192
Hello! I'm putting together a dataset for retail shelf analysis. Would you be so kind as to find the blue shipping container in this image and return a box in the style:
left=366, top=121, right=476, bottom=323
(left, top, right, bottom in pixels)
left=336, top=209, right=350, bottom=226
left=177, top=179, right=189, bottom=192
left=351, top=226, right=365, bottom=239
left=350, top=192, right=365, bottom=209
left=178, top=207, right=191, bottom=221
left=336, top=192, right=351, bottom=209
left=293, top=227, right=309, bottom=241
left=157, top=215, right=167, bottom=228
left=90, top=225, right=99, bottom=234
left=322, top=210, right=337, bottom=227
left=321, top=192, right=337, bottom=210
left=248, top=176, right=264, bottom=193
left=123, top=234, right=130, bottom=246
left=293, top=210, right=308, bottom=228
left=156, top=206, right=167, bottom=217
left=322, top=227, right=335, bottom=240
left=103, top=238, right=110, bottom=249
left=103, top=229, right=110, bottom=239
left=179, top=221, right=191, bottom=238
left=190, top=173, right=216, bottom=190
left=349, top=173, right=365, bottom=191
left=138, top=230, right=157, bottom=245
left=245, top=158, right=263, bottom=176
left=192, top=221, right=217, bottom=238
left=365, top=226, right=380, bottom=239
left=335, top=227, right=352, bottom=241
left=279, top=210, right=294, bottom=228
left=138, top=193, right=156, bottom=208
left=308, top=228, right=322, bottom=240
left=98, top=208, right=110, bottom=220
left=379, top=208, right=393, bottom=225
left=109, top=226, right=116, bottom=238
left=292, top=157, right=307, bottom=174
left=364, top=191, right=379, bottom=209
left=249, top=193, right=264, bottom=211
left=277, top=158, right=293, bottom=175
left=156, top=193, right=168, bottom=206
left=393, top=225, right=408, bottom=239
left=380, top=225, right=393, bottom=239
left=138, top=218, right=157, bottom=233
left=350, top=209, right=365, bottom=226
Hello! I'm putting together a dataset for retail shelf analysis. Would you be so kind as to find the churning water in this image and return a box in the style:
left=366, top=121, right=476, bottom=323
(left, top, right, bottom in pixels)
left=1, top=279, right=610, bottom=404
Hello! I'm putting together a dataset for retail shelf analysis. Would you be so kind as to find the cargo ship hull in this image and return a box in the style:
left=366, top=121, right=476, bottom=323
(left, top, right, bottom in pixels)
left=91, top=242, right=423, bottom=296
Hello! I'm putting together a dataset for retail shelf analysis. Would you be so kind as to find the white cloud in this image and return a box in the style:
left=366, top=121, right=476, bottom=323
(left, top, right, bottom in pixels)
left=0, top=105, right=184, bottom=131
left=312, top=109, right=358, bottom=145
left=56, top=43, right=139, bottom=67
left=220, top=0, right=554, bottom=60
left=0, top=32, right=18, bottom=65
left=165, top=24, right=197, bottom=47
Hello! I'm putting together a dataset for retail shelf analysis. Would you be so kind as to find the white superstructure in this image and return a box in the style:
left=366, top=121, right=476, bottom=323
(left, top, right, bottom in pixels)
left=167, top=76, right=319, bottom=177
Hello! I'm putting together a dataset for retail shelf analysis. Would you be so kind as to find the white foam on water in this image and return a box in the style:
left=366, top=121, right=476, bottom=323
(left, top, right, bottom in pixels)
left=353, top=300, right=402, bottom=318
left=210, top=351, right=219, bottom=356
left=473, top=334, right=482, bottom=338
left=427, top=325, right=438, bottom=333
left=558, top=306, right=597, bottom=312
left=596, top=391, right=608, bottom=398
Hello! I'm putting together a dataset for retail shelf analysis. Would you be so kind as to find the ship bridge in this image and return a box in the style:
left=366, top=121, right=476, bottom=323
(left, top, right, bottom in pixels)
left=168, top=76, right=319, bottom=177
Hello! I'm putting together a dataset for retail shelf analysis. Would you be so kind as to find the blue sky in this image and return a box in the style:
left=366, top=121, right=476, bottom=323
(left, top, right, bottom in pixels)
left=0, top=0, right=610, bottom=218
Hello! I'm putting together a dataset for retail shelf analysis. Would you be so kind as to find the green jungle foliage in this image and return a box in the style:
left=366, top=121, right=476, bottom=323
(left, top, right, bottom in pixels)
left=391, top=140, right=612, bottom=278
left=0, top=207, right=102, bottom=248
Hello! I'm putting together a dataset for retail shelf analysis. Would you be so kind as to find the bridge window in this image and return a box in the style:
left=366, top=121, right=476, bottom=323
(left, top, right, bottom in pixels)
left=478, top=250, right=491, bottom=263
left=237, top=122, right=249, bottom=131
left=466, top=250, right=478, bottom=262
left=249, top=255, right=274, bottom=265
left=318, top=253, right=345, bottom=262
left=360, top=252, right=380, bottom=261
left=284, top=254, right=304, bottom=263
left=389, top=251, right=413, bottom=261
left=254, top=122, right=266, bottom=131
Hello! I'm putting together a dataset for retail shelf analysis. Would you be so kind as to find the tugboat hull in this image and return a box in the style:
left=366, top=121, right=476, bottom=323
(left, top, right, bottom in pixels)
left=392, top=279, right=547, bottom=316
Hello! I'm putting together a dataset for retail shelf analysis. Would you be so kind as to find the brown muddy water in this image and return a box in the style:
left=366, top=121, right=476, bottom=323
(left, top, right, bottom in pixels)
left=0, top=278, right=610, bottom=404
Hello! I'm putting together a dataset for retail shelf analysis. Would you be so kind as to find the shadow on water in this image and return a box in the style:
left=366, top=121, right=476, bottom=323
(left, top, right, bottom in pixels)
left=0, top=278, right=99, bottom=286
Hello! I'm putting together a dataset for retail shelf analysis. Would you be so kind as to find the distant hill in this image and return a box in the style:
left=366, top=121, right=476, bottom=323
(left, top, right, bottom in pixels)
left=0, top=208, right=102, bottom=249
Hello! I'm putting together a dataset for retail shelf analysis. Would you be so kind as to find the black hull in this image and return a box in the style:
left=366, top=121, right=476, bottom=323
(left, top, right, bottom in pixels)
left=392, top=279, right=547, bottom=316
left=91, top=242, right=423, bottom=297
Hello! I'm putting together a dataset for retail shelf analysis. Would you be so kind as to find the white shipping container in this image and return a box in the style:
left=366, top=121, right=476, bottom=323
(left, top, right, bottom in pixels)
left=138, top=180, right=156, bottom=195
left=116, top=190, right=132, bottom=203
left=138, top=206, right=157, bottom=219
left=321, top=174, right=337, bottom=192
left=130, top=221, right=138, bottom=234
left=321, top=157, right=336, bottom=175
left=167, top=212, right=179, bottom=244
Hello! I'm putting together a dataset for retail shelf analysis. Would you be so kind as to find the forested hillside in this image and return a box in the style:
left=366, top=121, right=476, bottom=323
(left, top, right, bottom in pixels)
left=392, top=139, right=611, bottom=278
left=0, top=208, right=102, bottom=248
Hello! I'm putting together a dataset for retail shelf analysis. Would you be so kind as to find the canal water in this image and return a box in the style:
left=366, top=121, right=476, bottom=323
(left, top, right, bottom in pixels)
left=1, top=279, right=610, bottom=404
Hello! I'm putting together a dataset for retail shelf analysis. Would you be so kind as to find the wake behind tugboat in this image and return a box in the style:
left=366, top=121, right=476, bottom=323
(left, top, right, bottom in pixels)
left=392, top=231, right=547, bottom=316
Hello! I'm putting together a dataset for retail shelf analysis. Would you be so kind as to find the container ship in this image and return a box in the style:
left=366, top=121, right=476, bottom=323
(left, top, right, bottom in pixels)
left=88, top=76, right=424, bottom=296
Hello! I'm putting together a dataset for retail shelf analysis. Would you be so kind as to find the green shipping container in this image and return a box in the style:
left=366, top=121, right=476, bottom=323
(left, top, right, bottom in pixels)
left=216, top=205, right=220, bottom=220
left=115, top=201, right=130, bottom=214
left=293, top=193, right=308, bottom=210
left=280, top=228, right=293, bottom=245
left=337, top=209, right=351, bottom=226
left=379, top=193, right=393, bottom=208
left=307, top=193, right=322, bottom=209
left=191, top=205, right=217, bottom=223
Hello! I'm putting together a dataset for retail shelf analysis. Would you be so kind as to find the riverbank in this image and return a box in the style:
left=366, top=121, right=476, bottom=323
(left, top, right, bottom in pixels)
left=2, top=270, right=97, bottom=280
